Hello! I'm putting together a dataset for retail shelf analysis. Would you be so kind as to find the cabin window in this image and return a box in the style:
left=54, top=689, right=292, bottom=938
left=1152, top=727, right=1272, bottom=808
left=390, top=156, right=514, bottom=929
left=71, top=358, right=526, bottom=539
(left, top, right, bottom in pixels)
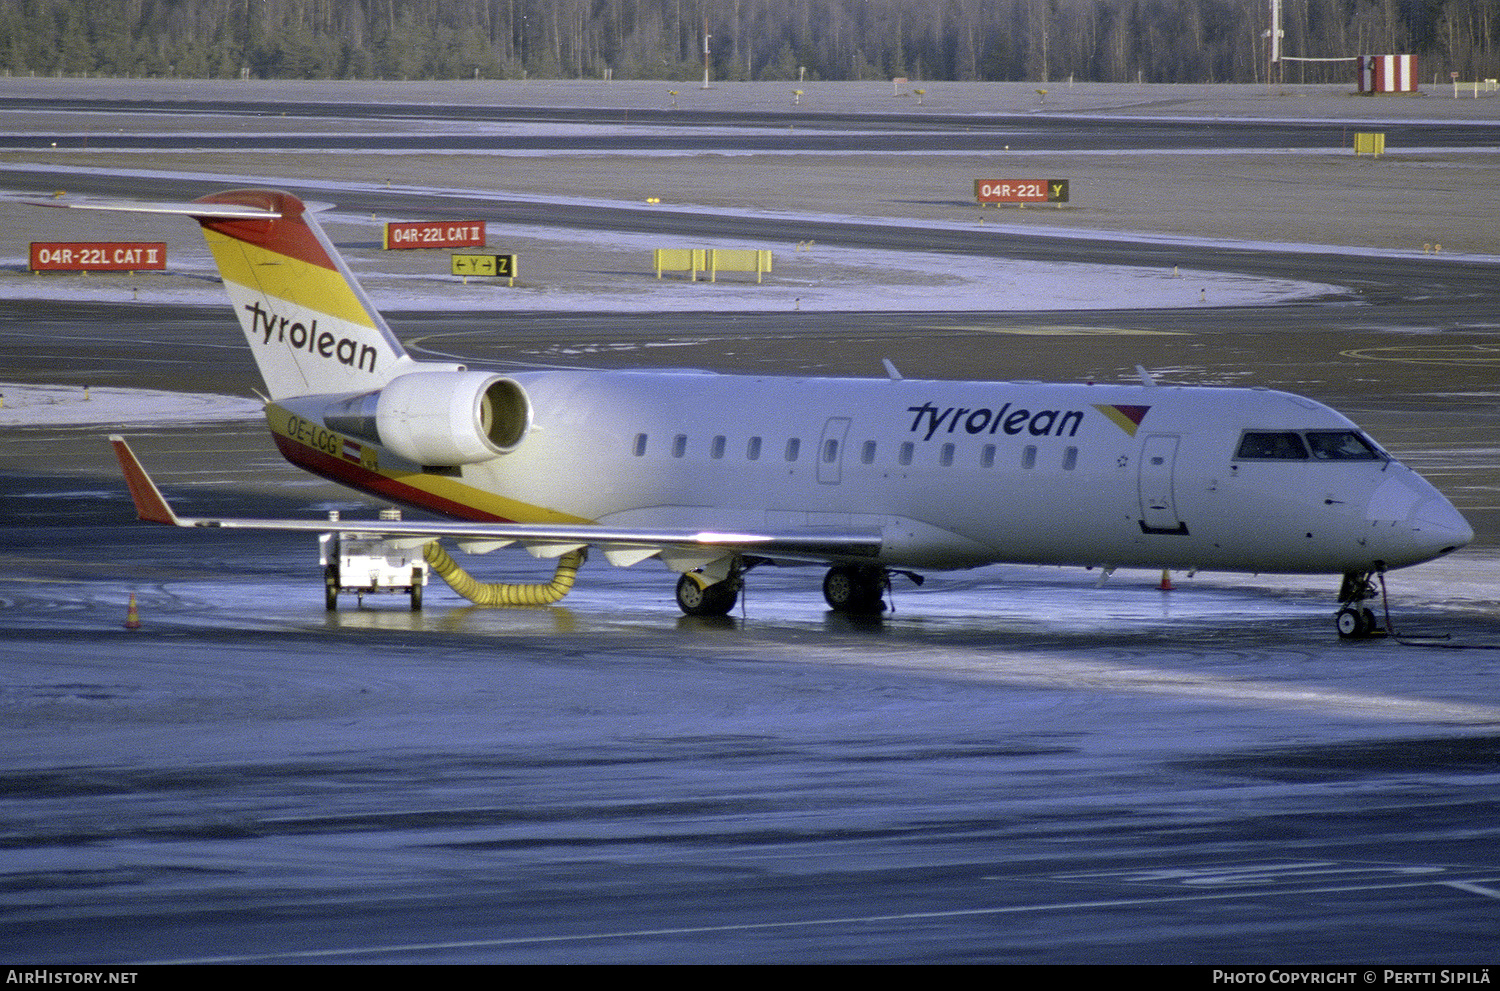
left=981, top=444, right=996, bottom=468
left=672, top=434, right=688, bottom=458
left=1062, top=446, right=1078, bottom=470
left=785, top=438, right=802, bottom=462
left=1022, top=445, right=1037, bottom=469
left=633, top=433, right=648, bottom=457
left=861, top=440, right=877, bottom=465
left=1306, top=431, right=1382, bottom=461
left=1236, top=431, right=1309, bottom=460
left=898, top=441, right=914, bottom=466
left=822, top=438, right=839, bottom=463
left=747, top=436, right=762, bottom=461
left=711, top=435, right=727, bottom=459
left=939, top=443, right=955, bottom=467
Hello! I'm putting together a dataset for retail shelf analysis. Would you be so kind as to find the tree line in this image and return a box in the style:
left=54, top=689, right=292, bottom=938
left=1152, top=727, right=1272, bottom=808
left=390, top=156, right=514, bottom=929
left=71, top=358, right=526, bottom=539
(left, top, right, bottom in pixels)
left=1, top=0, right=1495, bottom=86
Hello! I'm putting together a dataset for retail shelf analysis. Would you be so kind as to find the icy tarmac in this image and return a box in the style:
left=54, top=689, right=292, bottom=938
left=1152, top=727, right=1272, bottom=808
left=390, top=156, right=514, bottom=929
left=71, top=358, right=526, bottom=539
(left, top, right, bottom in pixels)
left=2, top=496, right=1499, bottom=964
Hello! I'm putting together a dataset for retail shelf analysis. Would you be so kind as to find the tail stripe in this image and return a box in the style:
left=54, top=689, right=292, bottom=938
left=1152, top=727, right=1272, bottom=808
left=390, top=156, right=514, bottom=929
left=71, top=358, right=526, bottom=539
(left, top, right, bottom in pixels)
left=194, top=192, right=336, bottom=269
left=32, top=188, right=414, bottom=402
left=201, top=228, right=378, bottom=330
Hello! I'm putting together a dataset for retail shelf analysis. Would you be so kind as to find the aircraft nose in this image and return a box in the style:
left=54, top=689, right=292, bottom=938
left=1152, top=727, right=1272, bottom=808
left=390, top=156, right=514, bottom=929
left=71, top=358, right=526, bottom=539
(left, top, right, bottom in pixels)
left=1407, top=493, right=1474, bottom=558
left=1365, top=472, right=1473, bottom=564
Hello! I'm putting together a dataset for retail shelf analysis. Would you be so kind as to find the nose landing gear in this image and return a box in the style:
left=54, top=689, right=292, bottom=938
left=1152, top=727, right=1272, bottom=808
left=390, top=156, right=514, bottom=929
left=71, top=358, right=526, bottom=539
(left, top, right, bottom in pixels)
left=1335, top=604, right=1380, bottom=639
left=1335, top=568, right=1387, bottom=640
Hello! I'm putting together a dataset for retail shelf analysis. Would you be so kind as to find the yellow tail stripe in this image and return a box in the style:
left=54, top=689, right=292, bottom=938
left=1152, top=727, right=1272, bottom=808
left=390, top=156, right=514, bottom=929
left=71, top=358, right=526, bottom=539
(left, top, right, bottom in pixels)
left=395, top=468, right=592, bottom=525
left=204, top=229, right=376, bottom=328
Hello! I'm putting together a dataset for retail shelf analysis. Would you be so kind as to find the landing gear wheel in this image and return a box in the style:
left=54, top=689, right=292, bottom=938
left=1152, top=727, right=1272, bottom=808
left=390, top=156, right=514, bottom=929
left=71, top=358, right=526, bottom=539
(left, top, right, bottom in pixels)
left=823, top=565, right=887, bottom=614
left=1335, top=606, right=1368, bottom=639
left=324, top=565, right=339, bottom=612
left=1336, top=568, right=1386, bottom=640
left=676, top=574, right=739, bottom=617
left=409, top=570, right=423, bottom=612
left=1336, top=606, right=1382, bottom=639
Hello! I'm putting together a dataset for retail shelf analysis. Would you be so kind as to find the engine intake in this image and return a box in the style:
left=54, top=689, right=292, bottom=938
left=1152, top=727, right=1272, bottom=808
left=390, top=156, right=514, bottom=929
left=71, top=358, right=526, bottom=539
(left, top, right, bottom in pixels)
left=379, top=371, right=530, bottom=465
left=326, top=371, right=531, bottom=466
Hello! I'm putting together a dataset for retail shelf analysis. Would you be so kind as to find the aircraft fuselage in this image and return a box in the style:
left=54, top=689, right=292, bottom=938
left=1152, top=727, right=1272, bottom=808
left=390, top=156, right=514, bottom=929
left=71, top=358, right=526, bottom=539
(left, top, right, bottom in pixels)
left=271, top=370, right=1472, bottom=578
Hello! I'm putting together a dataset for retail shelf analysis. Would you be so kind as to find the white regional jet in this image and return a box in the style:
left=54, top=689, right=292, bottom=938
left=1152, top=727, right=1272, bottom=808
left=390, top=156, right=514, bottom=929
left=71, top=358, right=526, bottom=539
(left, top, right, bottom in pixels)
left=56, top=189, right=1471, bottom=637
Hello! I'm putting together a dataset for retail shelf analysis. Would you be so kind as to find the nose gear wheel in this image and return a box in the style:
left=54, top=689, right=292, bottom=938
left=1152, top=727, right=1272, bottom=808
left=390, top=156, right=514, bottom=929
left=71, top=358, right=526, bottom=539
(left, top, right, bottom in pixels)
left=1335, top=567, right=1386, bottom=640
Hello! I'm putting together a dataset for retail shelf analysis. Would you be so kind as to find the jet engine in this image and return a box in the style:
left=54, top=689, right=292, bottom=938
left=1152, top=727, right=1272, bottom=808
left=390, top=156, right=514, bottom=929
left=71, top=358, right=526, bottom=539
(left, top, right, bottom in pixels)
left=325, top=371, right=531, bottom=466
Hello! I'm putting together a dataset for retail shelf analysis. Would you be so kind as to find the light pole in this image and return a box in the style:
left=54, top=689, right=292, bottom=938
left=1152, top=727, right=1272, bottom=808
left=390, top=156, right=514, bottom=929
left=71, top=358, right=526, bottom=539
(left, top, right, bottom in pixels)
left=702, top=27, right=712, bottom=89
left=1266, top=0, right=1283, bottom=85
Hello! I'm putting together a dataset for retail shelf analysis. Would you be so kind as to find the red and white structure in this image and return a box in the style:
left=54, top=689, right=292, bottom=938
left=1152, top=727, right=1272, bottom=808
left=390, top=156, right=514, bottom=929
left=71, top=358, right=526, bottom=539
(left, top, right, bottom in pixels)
left=1359, top=55, right=1418, bottom=94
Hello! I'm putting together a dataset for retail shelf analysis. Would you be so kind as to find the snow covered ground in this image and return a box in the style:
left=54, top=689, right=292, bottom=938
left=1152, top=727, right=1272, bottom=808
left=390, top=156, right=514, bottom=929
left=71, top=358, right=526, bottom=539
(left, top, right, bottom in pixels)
left=0, top=167, right=1361, bottom=427
left=0, top=381, right=261, bottom=427
left=0, top=171, right=1361, bottom=315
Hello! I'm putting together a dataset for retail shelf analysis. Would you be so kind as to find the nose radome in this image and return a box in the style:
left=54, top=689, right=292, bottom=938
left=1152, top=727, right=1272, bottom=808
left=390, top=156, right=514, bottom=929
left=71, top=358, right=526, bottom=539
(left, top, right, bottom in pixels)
left=1409, top=495, right=1474, bottom=557
left=1365, top=472, right=1473, bottom=565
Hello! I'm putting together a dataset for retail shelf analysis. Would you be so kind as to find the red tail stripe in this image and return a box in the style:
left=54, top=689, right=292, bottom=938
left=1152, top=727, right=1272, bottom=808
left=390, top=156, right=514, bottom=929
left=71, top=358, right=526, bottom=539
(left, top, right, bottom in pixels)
left=271, top=433, right=516, bottom=524
left=192, top=189, right=338, bottom=272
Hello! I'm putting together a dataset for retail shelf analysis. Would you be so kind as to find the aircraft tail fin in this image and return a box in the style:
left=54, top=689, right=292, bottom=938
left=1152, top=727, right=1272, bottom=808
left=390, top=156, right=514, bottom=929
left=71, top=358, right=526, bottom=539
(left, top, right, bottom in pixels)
left=187, top=189, right=415, bottom=401
left=35, top=189, right=417, bottom=401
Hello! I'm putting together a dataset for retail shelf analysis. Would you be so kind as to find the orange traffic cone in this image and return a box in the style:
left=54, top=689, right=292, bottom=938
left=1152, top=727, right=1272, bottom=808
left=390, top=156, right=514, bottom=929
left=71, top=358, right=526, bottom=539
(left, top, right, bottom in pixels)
left=1158, top=569, right=1173, bottom=591
left=124, top=593, right=141, bottom=630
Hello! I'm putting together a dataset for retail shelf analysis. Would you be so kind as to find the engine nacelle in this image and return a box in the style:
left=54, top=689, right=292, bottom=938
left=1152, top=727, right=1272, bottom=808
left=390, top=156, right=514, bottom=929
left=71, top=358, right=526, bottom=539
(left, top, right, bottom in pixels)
left=372, top=371, right=531, bottom=465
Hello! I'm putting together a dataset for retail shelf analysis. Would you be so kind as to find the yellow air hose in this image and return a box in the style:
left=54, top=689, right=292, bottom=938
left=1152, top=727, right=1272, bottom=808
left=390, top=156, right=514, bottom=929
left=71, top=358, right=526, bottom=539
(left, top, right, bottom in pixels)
left=423, top=542, right=586, bottom=606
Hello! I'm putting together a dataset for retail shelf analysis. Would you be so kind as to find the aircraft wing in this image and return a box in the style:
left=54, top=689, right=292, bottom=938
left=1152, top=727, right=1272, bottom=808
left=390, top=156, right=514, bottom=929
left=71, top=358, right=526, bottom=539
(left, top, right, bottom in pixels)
left=110, top=436, right=882, bottom=567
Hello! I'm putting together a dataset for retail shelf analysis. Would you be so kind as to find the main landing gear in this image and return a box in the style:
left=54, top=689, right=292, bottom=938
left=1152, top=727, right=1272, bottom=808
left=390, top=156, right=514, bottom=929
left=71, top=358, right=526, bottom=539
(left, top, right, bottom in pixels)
left=1335, top=568, right=1386, bottom=640
left=673, top=562, right=921, bottom=617
left=675, top=571, right=742, bottom=617
left=822, top=564, right=890, bottom=615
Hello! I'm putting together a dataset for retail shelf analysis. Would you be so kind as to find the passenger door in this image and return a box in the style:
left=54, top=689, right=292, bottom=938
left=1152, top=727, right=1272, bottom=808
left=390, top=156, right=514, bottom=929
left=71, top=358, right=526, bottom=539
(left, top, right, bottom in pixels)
left=1138, top=433, right=1189, bottom=535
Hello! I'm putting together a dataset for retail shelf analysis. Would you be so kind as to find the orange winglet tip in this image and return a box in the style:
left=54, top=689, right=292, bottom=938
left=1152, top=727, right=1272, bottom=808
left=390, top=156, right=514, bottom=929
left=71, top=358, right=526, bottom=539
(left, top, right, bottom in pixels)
left=109, top=435, right=180, bottom=526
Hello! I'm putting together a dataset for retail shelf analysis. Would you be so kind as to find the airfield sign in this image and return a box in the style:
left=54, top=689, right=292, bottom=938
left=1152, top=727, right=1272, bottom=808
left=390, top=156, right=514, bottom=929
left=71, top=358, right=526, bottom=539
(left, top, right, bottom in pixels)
left=973, top=180, right=1069, bottom=205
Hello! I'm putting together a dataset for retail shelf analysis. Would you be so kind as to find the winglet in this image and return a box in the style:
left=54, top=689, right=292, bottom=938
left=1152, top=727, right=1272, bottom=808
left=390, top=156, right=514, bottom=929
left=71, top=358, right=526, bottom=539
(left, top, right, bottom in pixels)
left=109, top=436, right=182, bottom=526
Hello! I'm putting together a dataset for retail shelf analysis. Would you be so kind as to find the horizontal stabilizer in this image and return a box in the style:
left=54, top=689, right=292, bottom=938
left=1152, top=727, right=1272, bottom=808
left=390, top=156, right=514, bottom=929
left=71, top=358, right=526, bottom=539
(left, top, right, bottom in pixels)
left=27, top=194, right=285, bottom=220
left=31, top=189, right=407, bottom=402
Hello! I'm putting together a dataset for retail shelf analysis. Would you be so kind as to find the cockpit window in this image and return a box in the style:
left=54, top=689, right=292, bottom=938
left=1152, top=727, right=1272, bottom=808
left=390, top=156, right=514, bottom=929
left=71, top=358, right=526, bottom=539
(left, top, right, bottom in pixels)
left=1305, top=430, right=1382, bottom=461
left=1235, top=429, right=1386, bottom=463
left=1235, top=431, right=1309, bottom=460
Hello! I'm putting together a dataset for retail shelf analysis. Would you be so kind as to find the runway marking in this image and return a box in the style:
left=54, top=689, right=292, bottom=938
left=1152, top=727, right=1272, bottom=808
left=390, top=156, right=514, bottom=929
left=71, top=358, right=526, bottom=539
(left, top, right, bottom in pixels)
left=921, top=324, right=1183, bottom=336
left=1444, top=880, right=1500, bottom=900
left=1343, top=344, right=1500, bottom=366
left=134, top=873, right=1500, bottom=964
left=782, top=640, right=1500, bottom=724
left=1047, top=861, right=1448, bottom=887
